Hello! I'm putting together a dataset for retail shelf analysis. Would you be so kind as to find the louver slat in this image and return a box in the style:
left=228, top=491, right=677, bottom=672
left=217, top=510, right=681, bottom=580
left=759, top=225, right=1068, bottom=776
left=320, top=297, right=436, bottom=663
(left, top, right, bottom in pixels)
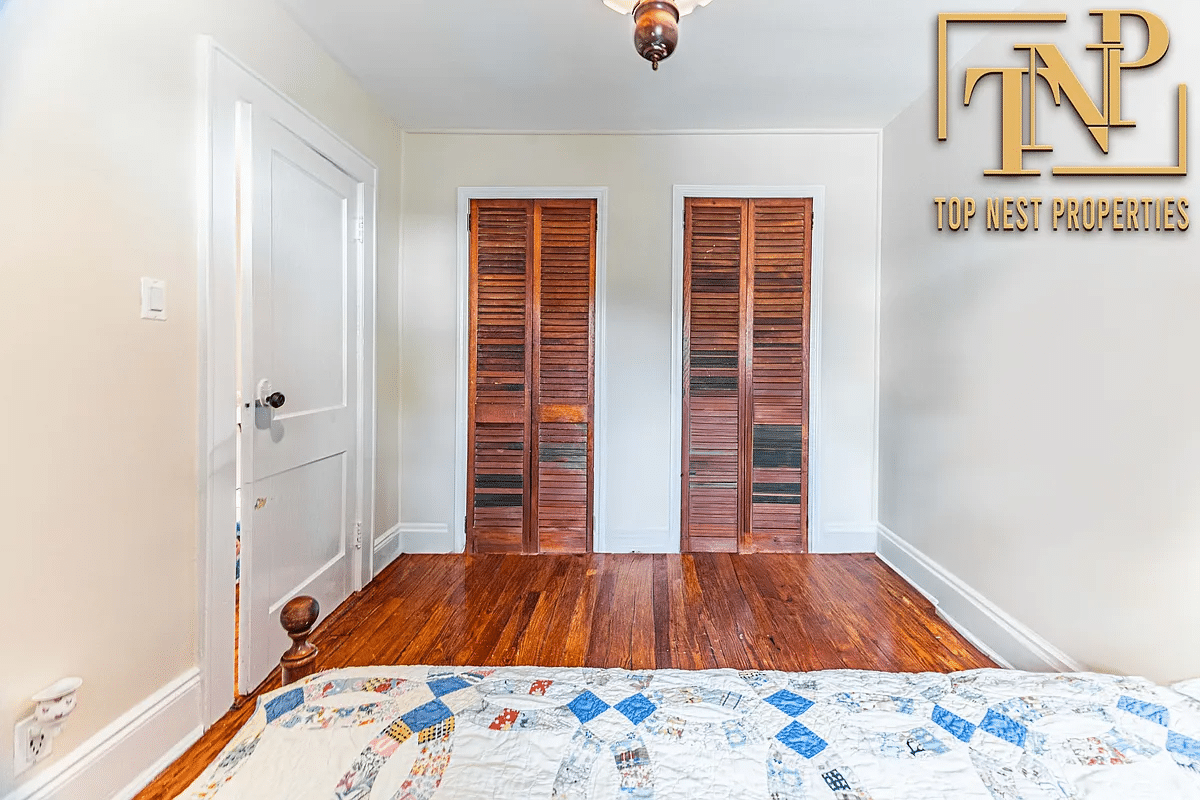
left=468, top=200, right=532, bottom=553
left=748, top=199, right=811, bottom=552
left=682, top=200, right=745, bottom=553
left=533, top=201, right=595, bottom=553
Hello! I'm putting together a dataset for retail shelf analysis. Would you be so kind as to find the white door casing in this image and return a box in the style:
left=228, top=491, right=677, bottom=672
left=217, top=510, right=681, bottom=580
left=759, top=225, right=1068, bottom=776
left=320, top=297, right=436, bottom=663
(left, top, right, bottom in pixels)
left=202, top=43, right=377, bottom=719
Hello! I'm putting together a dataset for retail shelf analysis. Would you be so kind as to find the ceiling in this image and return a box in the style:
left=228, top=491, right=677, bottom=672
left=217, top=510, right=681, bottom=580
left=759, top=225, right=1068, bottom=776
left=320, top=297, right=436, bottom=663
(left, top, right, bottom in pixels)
left=279, top=0, right=1018, bottom=132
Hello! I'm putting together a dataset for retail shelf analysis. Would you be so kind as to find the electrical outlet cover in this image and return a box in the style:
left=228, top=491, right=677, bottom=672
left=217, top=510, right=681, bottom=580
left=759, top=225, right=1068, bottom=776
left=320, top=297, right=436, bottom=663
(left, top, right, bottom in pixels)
left=13, top=716, right=36, bottom=776
left=13, top=716, right=52, bottom=775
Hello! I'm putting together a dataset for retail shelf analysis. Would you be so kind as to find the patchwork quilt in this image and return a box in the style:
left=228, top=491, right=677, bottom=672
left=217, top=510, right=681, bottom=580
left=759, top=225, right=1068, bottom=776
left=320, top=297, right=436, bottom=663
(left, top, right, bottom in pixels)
left=181, top=665, right=1200, bottom=799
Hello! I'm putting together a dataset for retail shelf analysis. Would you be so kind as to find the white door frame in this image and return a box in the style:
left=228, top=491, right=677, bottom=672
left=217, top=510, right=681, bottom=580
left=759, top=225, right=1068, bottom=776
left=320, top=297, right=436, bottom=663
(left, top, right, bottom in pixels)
left=670, top=185, right=827, bottom=554
left=198, top=41, right=378, bottom=725
left=453, top=187, right=609, bottom=552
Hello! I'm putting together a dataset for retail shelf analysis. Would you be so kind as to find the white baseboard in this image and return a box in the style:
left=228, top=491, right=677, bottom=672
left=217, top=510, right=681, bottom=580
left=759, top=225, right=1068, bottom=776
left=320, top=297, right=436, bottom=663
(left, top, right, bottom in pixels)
left=812, top=522, right=878, bottom=554
left=372, top=523, right=403, bottom=576
left=399, top=522, right=454, bottom=554
left=4, top=669, right=203, bottom=800
left=876, top=524, right=1085, bottom=673
left=601, top=528, right=677, bottom=554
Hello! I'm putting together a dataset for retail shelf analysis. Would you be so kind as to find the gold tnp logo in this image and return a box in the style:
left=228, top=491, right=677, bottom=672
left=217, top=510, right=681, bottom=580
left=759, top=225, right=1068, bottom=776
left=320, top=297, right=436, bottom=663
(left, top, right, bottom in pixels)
left=938, top=11, right=1188, bottom=177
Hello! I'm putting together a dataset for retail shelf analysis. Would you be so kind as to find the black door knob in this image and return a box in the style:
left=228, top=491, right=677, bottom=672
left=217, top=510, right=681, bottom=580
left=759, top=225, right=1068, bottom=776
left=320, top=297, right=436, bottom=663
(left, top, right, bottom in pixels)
left=264, top=392, right=286, bottom=409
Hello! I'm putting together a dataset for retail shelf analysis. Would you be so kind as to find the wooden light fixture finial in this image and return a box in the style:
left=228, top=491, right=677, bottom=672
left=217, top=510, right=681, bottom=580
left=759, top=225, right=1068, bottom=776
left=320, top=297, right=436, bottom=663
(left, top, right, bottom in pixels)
left=633, top=0, right=680, bottom=70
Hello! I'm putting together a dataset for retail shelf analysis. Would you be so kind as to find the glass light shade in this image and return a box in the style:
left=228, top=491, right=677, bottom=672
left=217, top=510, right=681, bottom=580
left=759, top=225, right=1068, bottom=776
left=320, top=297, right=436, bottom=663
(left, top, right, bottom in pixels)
left=603, top=0, right=713, bottom=17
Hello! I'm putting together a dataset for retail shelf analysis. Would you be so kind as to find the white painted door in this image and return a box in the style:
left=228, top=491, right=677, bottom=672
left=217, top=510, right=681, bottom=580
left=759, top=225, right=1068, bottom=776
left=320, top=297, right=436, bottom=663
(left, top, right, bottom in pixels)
left=239, top=115, right=362, bottom=692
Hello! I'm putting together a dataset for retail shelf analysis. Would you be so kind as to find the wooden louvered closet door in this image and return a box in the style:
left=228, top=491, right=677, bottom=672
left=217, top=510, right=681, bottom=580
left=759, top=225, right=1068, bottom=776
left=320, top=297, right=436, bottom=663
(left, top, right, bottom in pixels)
left=682, top=197, right=812, bottom=553
left=468, top=198, right=596, bottom=553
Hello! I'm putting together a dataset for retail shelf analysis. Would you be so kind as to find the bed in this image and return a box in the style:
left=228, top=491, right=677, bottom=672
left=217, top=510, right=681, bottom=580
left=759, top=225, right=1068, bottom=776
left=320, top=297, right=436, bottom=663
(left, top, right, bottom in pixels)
left=179, top=602, right=1200, bottom=799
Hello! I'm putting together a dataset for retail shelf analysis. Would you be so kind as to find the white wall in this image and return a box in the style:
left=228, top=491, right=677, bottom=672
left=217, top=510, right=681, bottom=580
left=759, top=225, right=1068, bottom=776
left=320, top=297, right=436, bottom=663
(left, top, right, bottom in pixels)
left=400, top=132, right=881, bottom=554
left=0, top=0, right=401, bottom=792
left=881, top=1, right=1200, bottom=683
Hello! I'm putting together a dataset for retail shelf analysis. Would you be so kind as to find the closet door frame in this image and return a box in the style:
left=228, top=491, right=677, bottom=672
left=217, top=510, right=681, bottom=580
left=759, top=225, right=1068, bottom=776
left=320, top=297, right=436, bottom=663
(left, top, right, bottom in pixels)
left=670, top=185, right=827, bottom=554
left=454, top=188, right=609, bottom=553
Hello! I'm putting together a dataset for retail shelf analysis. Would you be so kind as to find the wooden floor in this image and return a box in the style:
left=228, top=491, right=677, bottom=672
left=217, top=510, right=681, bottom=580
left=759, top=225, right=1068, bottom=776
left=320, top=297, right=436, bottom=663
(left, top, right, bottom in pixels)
left=135, top=552, right=994, bottom=799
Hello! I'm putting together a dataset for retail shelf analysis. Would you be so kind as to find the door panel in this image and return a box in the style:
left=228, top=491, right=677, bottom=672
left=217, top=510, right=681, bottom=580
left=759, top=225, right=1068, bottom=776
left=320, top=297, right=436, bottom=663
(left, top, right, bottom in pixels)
left=268, top=153, right=349, bottom=414
left=533, top=201, right=595, bottom=554
left=682, top=200, right=745, bottom=553
left=240, top=116, right=360, bottom=691
left=468, top=199, right=596, bottom=554
left=748, top=200, right=811, bottom=552
left=468, top=201, right=533, bottom=553
left=682, top=198, right=812, bottom=554
left=255, top=454, right=348, bottom=607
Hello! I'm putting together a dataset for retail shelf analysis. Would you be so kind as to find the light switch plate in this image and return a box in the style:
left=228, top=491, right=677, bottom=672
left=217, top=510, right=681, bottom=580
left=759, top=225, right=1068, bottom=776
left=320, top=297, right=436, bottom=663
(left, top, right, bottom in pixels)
left=141, top=278, right=166, bottom=321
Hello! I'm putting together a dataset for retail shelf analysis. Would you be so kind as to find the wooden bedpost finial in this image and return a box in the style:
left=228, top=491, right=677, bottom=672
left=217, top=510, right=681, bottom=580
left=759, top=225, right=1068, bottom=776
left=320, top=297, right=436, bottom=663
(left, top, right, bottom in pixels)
left=280, top=595, right=320, bottom=686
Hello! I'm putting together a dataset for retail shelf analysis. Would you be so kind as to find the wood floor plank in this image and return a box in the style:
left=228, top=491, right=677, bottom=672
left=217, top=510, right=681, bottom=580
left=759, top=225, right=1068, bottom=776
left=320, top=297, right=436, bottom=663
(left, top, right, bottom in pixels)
left=839, top=556, right=950, bottom=672
left=461, top=554, right=531, bottom=665
left=489, top=556, right=559, bottom=664
left=514, top=557, right=572, bottom=664
left=680, top=555, right=721, bottom=669
left=627, top=555, right=656, bottom=670
left=730, top=556, right=802, bottom=669
left=808, top=554, right=899, bottom=670
left=861, top=556, right=978, bottom=668
left=651, top=555, right=673, bottom=669
left=392, top=565, right=470, bottom=666
left=690, top=555, right=751, bottom=669
left=584, top=555, right=621, bottom=667
left=134, top=553, right=995, bottom=800
left=562, top=557, right=603, bottom=667
left=749, top=555, right=836, bottom=669
left=536, top=556, right=587, bottom=666
left=711, top=553, right=776, bottom=668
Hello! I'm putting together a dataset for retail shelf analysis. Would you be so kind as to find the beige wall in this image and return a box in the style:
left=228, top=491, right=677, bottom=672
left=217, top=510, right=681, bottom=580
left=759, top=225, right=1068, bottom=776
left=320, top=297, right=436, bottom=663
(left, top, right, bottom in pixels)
left=0, top=0, right=401, bottom=790
left=880, top=1, right=1200, bottom=683
left=400, top=132, right=881, bottom=553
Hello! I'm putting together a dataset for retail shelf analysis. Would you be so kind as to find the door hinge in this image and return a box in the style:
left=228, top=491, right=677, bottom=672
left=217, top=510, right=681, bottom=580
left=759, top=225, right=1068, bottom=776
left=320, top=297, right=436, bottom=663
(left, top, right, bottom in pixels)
left=355, top=217, right=364, bottom=243
left=466, top=211, right=471, bottom=232
left=354, top=521, right=363, bottom=550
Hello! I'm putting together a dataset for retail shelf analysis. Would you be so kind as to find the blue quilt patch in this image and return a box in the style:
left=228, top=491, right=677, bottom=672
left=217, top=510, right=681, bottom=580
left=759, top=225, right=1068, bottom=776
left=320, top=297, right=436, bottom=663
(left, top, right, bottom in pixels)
left=776, top=721, right=828, bottom=759
left=401, top=699, right=453, bottom=732
left=979, top=709, right=1027, bottom=748
left=569, top=691, right=612, bottom=725
left=428, top=676, right=471, bottom=697
left=932, top=705, right=977, bottom=743
left=822, top=769, right=851, bottom=791
left=264, top=688, right=304, bottom=723
left=615, top=694, right=657, bottom=726
left=764, top=690, right=815, bottom=718
left=1118, top=696, right=1170, bottom=727
left=1167, top=732, right=1200, bottom=760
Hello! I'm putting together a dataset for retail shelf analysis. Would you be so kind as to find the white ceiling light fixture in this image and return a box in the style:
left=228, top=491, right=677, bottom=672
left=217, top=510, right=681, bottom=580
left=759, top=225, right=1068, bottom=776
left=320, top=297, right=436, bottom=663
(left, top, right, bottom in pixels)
left=603, top=0, right=715, bottom=71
